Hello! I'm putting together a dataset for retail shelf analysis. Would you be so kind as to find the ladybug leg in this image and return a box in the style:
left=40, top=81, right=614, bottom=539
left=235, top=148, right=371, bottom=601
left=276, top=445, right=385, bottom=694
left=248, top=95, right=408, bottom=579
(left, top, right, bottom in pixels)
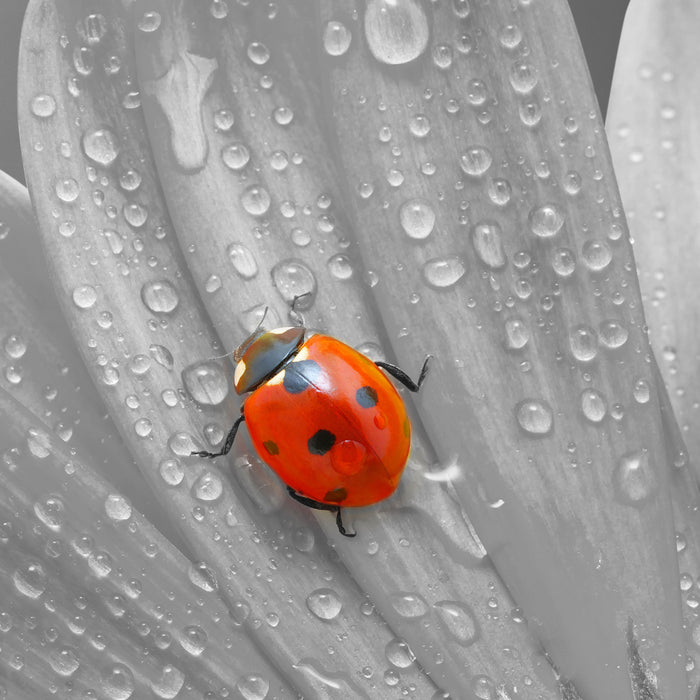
left=286, top=486, right=356, bottom=538
left=376, top=354, right=433, bottom=392
left=191, top=415, right=245, bottom=459
left=289, top=292, right=312, bottom=327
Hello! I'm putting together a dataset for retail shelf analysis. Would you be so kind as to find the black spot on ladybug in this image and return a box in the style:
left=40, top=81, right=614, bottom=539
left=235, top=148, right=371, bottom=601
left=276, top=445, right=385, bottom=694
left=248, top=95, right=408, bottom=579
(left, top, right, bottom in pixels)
left=308, top=429, right=335, bottom=455
left=356, top=385, right=378, bottom=408
left=283, top=360, right=322, bottom=394
left=263, top=440, right=279, bottom=455
left=324, top=487, right=347, bottom=503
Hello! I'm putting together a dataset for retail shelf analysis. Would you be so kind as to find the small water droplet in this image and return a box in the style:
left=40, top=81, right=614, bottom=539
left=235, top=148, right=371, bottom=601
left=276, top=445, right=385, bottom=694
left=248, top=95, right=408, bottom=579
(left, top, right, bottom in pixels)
left=13, top=560, right=47, bottom=598
left=222, top=143, right=250, bottom=171
left=459, top=146, right=493, bottom=177
left=471, top=221, right=506, bottom=269
left=399, top=198, right=435, bottom=239
left=34, top=496, right=66, bottom=532
left=364, top=0, right=429, bottom=66
left=237, top=675, right=270, bottom=700
left=55, top=177, right=80, bottom=202
left=633, top=378, right=651, bottom=404
left=306, top=588, right=342, bottom=620
left=31, top=93, right=57, bottom=118
left=49, top=646, right=80, bottom=677
left=569, top=325, right=598, bottom=362
left=327, top=254, right=354, bottom=280
left=487, top=178, right=512, bottom=206
left=504, top=317, right=529, bottom=350
left=409, top=113, right=431, bottom=138
left=123, top=202, right=148, bottom=228
left=515, top=399, right=553, bottom=435
left=390, top=592, right=429, bottom=618
left=214, top=109, right=235, bottom=132
left=423, top=256, right=466, bottom=289
left=159, top=458, right=185, bottom=486
left=246, top=41, right=270, bottom=65
left=614, top=450, right=656, bottom=506
left=529, top=203, right=564, bottom=238
left=227, top=242, right=259, bottom=279
left=192, top=470, right=224, bottom=502
left=137, top=11, right=162, bottom=33
left=188, top=562, right=218, bottom=592
left=101, top=663, right=135, bottom=700
left=72, top=284, right=97, bottom=309
left=241, top=185, right=271, bottom=217
left=323, top=20, right=352, bottom=56
left=598, top=319, right=628, bottom=349
left=434, top=600, right=479, bottom=646
left=580, top=388, right=606, bottom=423
left=551, top=247, right=576, bottom=277
left=582, top=239, right=612, bottom=272
left=180, top=625, right=208, bottom=656
left=510, top=60, right=539, bottom=93
left=385, top=638, right=415, bottom=667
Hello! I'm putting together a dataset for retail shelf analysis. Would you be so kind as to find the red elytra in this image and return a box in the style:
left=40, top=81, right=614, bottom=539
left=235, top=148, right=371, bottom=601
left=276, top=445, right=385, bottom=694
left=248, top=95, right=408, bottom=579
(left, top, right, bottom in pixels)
left=192, top=324, right=430, bottom=537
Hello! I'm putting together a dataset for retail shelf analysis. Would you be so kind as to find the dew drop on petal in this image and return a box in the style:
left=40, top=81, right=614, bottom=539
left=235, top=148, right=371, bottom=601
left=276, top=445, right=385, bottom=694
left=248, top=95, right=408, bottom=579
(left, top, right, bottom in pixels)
left=49, top=646, right=80, bottom=677
left=504, top=317, right=529, bottom=350
left=529, top=204, right=564, bottom=238
left=599, top=319, right=628, bottom=349
left=188, top=562, right=218, bottom=592
left=159, top=458, right=185, bottom=486
left=192, top=470, right=224, bottom=502
left=82, top=127, right=119, bottom=166
left=580, top=388, right=607, bottom=423
left=515, top=399, right=553, bottom=435
left=222, top=143, right=250, bottom=171
left=137, top=10, right=161, bottom=32
left=13, top=561, right=47, bottom=598
left=582, top=240, right=612, bottom=272
left=459, top=146, right=492, bottom=177
left=72, top=285, right=97, bottom=309
left=182, top=361, right=229, bottom=405
left=141, top=280, right=179, bottom=314
left=633, top=378, right=651, bottom=404
left=34, top=496, right=65, bottom=532
left=423, top=256, right=466, bottom=289
left=306, top=588, right=342, bottom=620
left=241, top=185, right=271, bottom=217
left=105, top=494, right=132, bottom=521
left=613, top=451, right=656, bottom=506
left=327, top=254, right=354, bottom=280
left=237, top=675, right=270, bottom=700
left=364, top=0, right=429, bottom=66
left=509, top=60, right=539, bottom=93
left=271, top=259, right=317, bottom=305
left=180, top=625, right=207, bottom=656
left=471, top=221, right=506, bottom=269
left=385, top=639, right=416, bottom=668
left=568, top=325, right=598, bottom=362
left=551, top=248, right=576, bottom=277
left=55, top=177, right=80, bottom=202
left=399, top=198, right=435, bottom=240
left=433, top=601, right=479, bottom=646
left=101, top=663, right=135, bottom=700
left=150, top=665, right=185, bottom=700
left=323, top=20, right=352, bottom=56
left=227, top=242, right=259, bottom=280
left=31, top=93, right=56, bottom=118
left=390, top=592, right=429, bottom=618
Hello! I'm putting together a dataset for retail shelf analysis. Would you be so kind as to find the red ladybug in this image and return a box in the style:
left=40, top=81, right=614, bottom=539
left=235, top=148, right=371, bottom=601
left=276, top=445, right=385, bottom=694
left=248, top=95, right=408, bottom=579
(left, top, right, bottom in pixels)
left=192, top=315, right=430, bottom=537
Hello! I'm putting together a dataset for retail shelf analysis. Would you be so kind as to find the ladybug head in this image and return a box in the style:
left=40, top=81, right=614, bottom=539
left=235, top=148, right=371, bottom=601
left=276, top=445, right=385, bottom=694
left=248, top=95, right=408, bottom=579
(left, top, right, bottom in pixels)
left=233, top=326, right=305, bottom=394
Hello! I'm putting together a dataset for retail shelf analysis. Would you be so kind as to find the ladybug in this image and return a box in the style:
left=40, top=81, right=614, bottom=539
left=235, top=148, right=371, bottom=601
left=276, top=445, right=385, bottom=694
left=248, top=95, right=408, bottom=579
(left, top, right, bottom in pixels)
left=192, top=307, right=431, bottom=537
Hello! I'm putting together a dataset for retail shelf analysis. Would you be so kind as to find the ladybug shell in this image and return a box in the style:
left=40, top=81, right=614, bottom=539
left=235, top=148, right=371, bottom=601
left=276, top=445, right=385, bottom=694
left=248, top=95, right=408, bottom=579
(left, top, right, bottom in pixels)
left=244, top=334, right=411, bottom=507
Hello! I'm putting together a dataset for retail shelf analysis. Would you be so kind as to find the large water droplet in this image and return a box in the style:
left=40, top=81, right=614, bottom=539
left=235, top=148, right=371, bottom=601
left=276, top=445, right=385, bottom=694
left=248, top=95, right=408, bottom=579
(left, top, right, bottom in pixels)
left=182, top=361, right=229, bottom=405
left=222, top=143, right=251, bottom=171
left=390, top=592, right=429, bottom=618
left=101, top=663, right=135, bottom=700
left=180, top=625, right=207, bottom=656
left=150, top=665, right=185, bottom=700
left=569, top=325, right=598, bottom=362
left=49, top=646, right=80, bottom=677
left=188, top=562, right=218, bottom=592
left=323, top=20, right=352, bottom=56
left=364, top=0, right=429, bottom=66
left=423, top=256, right=466, bottom=289
left=614, top=451, right=656, bottom=506
left=55, top=177, right=80, bottom=203
left=504, top=317, right=529, bottom=350
left=459, top=146, right=493, bottom=177
left=515, top=399, right=553, bottom=436
left=271, top=259, right=317, bottom=305
left=509, top=60, right=539, bottom=93
left=471, top=221, right=506, bottom=269
left=551, top=247, right=576, bottom=277
left=582, top=239, right=612, bottom=272
left=306, top=588, right=342, bottom=620
left=192, top=471, right=224, bottom=502
left=82, top=127, right=119, bottom=166
left=34, top=495, right=66, bottom=531
left=31, top=93, right=57, bottom=118
left=434, top=600, right=479, bottom=646
left=580, top=388, right=606, bottom=423
left=399, top=198, right=435, bottom=239
left=141, top=280, right=179, bottom=314
left=529, top=204, right=564, bottom=238
left=599, top=319, right=628, bottom=349
left=227, top=242, right=259, bottom=279
left=13, top=561, right=47, bottom=598
left=72, top=284, right=97, bottom=309
left=237, top=675, right=270, bottom=700
left=385, top=638, right=415, bottom=668
left=241, top=185, right=271, bottom=217
left=105, top=494, right=132, bottom=521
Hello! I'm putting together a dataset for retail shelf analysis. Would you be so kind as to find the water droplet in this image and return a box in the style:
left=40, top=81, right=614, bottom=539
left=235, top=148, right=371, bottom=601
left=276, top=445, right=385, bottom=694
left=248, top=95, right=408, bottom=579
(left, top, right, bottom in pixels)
left=13, top=561, right=47, bottom=598
left=82, top=127, right=119, bottom=166
left=323, top=20, right=352, bottom=56
left=423, top=256, right=466, bottom=289
left=55, top=177, right=80, bottom=202
left=399, top=198, right=435, bottom=239
left=529, top=204, right=564, bottom=238
left=159, top=458, right=184, bottom=486
left=101, top=663, right=135, bottom=700
left=504, top=317, right=529, bottom=350
left=471, top=221, right=506, bottom=269
left=327, top=254, right=354, bottom=280
left=49, top=646, right=80, bottom=676
left=271, top=259, right=317, bottom=305
left=409, top=113, right=431, bottom=138
left=30, top=93, right=56, bottom=118
left=34, top=496, right=65, bottom=531
left=188, top=562, right=218, bottom=592
left=614, top=450, right=656, bottom=506
left=390, top=592, right=429, bottom=618
left=563, top=170, right=582, bottom=195
left=192, top=470, right=223, bottom=502
left=515, top=399, right=553, bottom=435
left=182, top=361, right=229, bottom=405
left=551, top=247, right=576, bottom=277
left=272, top=106, right=294, bottom=125
left=123, top=202, right=148, bottom=228
left=246, top=41, right=270, bottom=65
left=137, top=11, right=162, bottom=33
left=580, top=388, right=606, bottom=423
left=582, top=240, right=612, bottom=272
left=227, top=242, right=258, bottom=279
left=499, top=24, right=522, bottom=49
left=434, top=600, right=479, bottom=646
left=432, top=43, right=453, bottom=69
left=241, top=185, right=271, bottom=217
left=633, top=378, right=651, bottom=404
left=141, top=280, right=179, bottom=314
left=519, top=99, right=542, bottom=127
left=105, top=494, right=132, bottom=521
left=452, top=0, right=471, bottom=17
left=599, top=319, right=628, bottom=349
left=487, top=178, right=512, bottom=206
left=237, top=675, right=270, bottom=700
left=459, top=146, right=493, bottom=177
left=364, top=0, right=429, bottom=66
left=150, top=665, right=185, bottom=700
left=214, top=109, right=235, bottom=132
left=181, top=625, right=207, bottom=656
left=222, top=143, right=250, bottom=171
left=72, top=284, right=97, bottom=309
left=306, top=588, right=342, bottom=620
left=569, top=325, right=598, bottom=362
left=385, top=638, right=415, bottom=668
left=510, top=60, right=539, bottom=93
left=4, top=334, right=27, bottom=359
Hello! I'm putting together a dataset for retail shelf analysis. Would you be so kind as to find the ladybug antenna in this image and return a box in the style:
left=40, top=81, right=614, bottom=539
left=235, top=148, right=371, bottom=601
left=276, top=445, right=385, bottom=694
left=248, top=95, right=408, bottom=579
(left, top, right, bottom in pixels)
left=233, top=306, right=269, bottom=362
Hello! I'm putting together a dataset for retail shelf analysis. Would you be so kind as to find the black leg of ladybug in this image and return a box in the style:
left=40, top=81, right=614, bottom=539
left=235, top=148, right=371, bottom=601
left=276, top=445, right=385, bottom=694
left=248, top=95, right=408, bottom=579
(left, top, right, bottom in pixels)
left=289, top=292, right=312, bottom=327
left=376, top=355, right=433, bottom=392
left=191, top=415, right=245, bottom=459
left=286, top=486, right=356, bottom=538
